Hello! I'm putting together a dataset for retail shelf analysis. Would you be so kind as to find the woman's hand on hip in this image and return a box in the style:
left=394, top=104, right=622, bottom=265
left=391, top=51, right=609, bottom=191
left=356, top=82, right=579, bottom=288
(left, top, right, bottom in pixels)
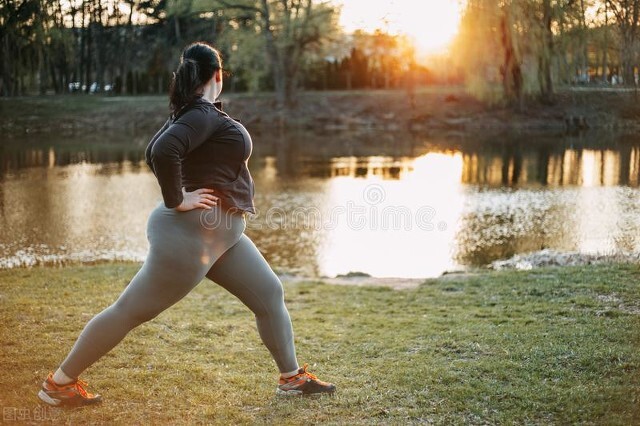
left=174, top=188, right=219, bottom=211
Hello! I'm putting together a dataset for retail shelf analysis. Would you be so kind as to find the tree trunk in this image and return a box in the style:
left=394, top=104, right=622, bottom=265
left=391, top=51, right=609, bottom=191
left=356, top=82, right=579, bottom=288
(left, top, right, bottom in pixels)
left=120, top=0, right=136, bottom=95
left=603, top=1, right=609, bottom=82
left=85, top=13, right=92, bottom=94
left=273, top=69, right=286, bottom=107
left=621, top=34, right=635, bottom=85
left=49, top=60, right=60, bottom=94
left=13, top=46, right=20, bottom=95
left=174, top=16, right=182, bottom=44
left=260, top=0, right=287, bottom=108
left=70, top=3, right=79, bottom=92
left=95, top=0, right=105, bottom=93
left=500, top=8, right=523, bottom=110
left=121, top=65, right=128, bottom=95
left=2, top=34, right=14, bottom=96
left=284, top=66, right=297, bottom=106
left=580, top=0, right=588, bottom=80
left=132, top=71, right=137, bottom=95
left=540, top=0, right=554, bottom=104
left=38, top=47, right=45, bottom=95
left=80, top=0, right=87, bottom=91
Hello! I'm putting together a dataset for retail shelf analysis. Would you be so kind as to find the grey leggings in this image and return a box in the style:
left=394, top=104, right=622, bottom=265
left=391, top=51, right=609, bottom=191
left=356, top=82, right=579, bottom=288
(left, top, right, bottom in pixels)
left=59, top=202, right=299, bottom=378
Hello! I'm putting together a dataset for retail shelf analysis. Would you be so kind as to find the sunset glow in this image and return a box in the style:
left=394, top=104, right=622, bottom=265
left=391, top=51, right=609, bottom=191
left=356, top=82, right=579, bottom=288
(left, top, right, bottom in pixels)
left=336, top=0, right=463, bottom=54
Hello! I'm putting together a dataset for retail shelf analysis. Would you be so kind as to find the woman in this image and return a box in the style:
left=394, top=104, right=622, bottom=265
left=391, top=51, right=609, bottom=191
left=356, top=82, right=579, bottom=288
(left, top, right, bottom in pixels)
left=37, top=41, right=335, bottom=406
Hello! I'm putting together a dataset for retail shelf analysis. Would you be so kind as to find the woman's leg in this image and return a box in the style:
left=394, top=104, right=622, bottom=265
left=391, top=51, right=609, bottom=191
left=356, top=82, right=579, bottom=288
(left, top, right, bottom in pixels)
left=205, top=234, right=299, bottom=374
left=57, top=206, right=228, bottom=379
left=58, top=250, right=212, bottom=379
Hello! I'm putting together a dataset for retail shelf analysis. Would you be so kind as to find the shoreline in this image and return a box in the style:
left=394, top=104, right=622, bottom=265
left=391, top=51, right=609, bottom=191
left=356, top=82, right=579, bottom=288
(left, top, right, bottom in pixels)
left=2, top=87, right=640, bottom=135
left=1, top=249, right=638, bottom=290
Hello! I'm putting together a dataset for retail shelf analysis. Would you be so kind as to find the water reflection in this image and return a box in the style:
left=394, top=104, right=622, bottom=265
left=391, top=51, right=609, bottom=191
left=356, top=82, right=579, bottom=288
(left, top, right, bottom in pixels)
left=1, top=130, right=640, bottom=277
left=0, top=132, right=150, bottom=175
left=460, top=144, right=640, bottom=187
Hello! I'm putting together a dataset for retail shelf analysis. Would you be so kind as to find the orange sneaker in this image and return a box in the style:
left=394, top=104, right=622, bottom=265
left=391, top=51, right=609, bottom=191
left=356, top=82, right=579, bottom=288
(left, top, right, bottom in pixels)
left=37, top=372, right=102, bottom=406
left=276, top=364, right=336, bottom=396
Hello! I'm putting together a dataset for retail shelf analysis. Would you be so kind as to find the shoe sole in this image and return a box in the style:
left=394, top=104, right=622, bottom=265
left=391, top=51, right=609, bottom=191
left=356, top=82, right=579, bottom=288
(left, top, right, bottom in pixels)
left=38, top=390, right=61, bottom=406
left=38, top=389, right=102, bottom=407
left=276, top=388, right=303, bottom=396
left=275, top=388, right=335, bottom=397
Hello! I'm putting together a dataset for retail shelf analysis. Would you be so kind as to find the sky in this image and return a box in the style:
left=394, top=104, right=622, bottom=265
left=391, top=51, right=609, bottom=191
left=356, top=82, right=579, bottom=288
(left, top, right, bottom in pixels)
left=334, top=0, right=463, bottom=55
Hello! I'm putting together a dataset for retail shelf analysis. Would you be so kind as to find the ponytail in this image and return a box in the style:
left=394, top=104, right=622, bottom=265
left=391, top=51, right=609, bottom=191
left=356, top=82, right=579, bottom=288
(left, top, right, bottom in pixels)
left=169, top=59, right=202, bottom=116
left=169, top=42, right=222, bottom=117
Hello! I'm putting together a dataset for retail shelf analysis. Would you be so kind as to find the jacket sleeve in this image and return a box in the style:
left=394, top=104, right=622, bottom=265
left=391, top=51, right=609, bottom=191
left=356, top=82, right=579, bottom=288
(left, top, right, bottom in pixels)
left=145, top=117, right=172, bottom=175
left=148, top=108, right=219, bottom=208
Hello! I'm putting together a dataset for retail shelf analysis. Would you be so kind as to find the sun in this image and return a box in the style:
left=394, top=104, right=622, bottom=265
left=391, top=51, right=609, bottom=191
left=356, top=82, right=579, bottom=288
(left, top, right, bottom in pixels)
left=336, top=0, right=462, bottom=55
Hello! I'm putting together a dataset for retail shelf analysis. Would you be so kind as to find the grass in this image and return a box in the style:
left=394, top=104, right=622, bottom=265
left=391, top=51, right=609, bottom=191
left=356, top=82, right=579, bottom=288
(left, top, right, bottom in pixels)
left=0, top=263, right=639, bottom=425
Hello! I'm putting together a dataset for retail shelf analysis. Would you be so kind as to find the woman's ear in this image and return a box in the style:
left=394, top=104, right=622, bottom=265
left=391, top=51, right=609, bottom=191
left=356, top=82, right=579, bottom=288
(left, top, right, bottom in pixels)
left=215, top=69, right=223, bottom=83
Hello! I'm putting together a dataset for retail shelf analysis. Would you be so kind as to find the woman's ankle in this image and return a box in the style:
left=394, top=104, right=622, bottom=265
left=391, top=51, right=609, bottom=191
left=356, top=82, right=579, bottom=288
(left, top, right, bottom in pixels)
left=52, top=367, right=75, bottom=385
left=280, top=366, right=301, bottom=379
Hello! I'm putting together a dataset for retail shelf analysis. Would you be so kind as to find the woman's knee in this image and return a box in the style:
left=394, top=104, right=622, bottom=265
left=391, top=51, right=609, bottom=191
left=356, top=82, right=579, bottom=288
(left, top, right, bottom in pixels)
left=252, top=278, right=287, bottom=317
left=271, top=277, right=285, bottom=300
left=260, top=275, right=285, bottom=304
left=111, top=299, right=161, bottom=326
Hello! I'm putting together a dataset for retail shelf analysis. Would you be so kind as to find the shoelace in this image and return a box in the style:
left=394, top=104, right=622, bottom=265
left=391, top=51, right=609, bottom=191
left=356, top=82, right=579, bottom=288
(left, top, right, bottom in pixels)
left=49, top=375, right=91, bottom=397
left=281, top=363, right=319, bottom=382
left=299, top=364, right=318, bottom=381
left=75, top=380, right=90, bottom=397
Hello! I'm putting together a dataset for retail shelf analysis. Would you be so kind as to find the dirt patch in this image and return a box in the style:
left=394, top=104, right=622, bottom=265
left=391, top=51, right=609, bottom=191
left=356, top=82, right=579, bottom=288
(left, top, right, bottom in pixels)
left=279, top=273, right=427, bottom=290
left=596, top=293, right=640, bottom=316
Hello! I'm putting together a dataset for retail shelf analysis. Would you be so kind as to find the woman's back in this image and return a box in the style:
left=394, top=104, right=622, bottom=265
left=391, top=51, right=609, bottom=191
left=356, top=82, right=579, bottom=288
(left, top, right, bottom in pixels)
left=145, top=96, right=256, bottom=214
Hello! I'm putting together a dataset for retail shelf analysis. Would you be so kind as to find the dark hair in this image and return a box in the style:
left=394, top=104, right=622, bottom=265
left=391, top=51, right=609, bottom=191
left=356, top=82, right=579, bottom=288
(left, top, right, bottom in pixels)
left=169, top=41, right=222, bottom=115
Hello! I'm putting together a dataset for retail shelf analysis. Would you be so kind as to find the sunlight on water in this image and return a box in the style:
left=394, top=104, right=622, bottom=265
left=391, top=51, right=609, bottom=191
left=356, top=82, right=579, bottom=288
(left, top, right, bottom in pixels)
left=317, top=152, right=465, bottom=278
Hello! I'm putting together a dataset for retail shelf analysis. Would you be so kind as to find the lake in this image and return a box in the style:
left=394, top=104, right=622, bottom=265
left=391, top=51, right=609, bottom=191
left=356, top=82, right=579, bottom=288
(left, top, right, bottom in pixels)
left=1, top=128, right=639, bottom=278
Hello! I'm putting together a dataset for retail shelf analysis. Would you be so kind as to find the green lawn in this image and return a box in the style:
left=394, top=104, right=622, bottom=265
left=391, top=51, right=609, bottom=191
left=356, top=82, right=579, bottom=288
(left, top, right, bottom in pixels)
left=0, top=263, right=638, bottom=425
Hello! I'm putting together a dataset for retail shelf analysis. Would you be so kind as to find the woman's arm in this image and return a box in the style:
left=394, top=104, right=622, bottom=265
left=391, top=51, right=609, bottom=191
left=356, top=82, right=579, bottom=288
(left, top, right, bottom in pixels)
left=145, top=117, right=172, bottom=175
left=148, top=108, right=220, bottom=208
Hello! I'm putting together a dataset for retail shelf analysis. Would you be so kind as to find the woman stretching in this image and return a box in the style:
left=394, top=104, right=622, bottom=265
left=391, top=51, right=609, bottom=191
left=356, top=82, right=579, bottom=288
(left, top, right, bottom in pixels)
left=37, top=41, right=335, bottom=406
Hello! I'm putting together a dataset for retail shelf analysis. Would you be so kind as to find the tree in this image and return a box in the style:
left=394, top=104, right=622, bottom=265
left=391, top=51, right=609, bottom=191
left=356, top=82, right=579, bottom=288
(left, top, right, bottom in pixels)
left=215, top=0, right=339, bottom=108
left=452, top=0, right=599, bottom=107
left=0, top=0, right=50, bottom=96
left=452, top=0, right=525, bottom=107
left=351, top=29, right=404, bottom=89
left=606, top=0, right=640, bottom=85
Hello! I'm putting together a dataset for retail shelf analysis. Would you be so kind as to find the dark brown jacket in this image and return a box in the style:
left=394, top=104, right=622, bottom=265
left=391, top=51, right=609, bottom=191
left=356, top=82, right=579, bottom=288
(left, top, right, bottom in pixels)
left=145, top=97, right=256, bottom=213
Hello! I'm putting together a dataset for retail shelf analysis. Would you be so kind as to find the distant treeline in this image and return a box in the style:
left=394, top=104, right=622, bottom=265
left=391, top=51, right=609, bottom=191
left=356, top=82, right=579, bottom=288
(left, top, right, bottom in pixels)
left=1, top=0, right=639, bottom=108
left=0, top=0, right=437, bottom=105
